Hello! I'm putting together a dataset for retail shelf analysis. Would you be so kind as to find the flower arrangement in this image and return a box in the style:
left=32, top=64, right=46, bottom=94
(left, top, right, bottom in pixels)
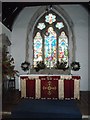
left=21, top=61, right=30, bottom=71
left=32, top=61, right=81, bottom=72
left=55, top=61, right=69, bottom=71
left=35, top=61, right=46, bottom=72
left=71, top=61, right=80, bottom=71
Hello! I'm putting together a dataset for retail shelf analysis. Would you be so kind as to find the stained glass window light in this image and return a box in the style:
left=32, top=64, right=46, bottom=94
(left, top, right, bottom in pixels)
left=56, top=22, right=64, bottom=29
left=45, top=13, right=56, bottom=24
left=37, top=23, right=46, bottom=30
left=33, top=11, right=69, bottom=69
left=33, top=32, right=43, bottom=67
left=58, top=31, right=68, bottom=65
left=44, top=27, right=57, bottom=68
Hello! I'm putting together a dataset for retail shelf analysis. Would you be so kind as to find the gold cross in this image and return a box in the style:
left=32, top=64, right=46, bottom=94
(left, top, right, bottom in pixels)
left=43, top=81, right=56, bottom=95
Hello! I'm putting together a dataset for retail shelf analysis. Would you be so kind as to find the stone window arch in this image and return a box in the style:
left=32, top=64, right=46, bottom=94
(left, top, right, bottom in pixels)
left=25, top=5, right=75, bottom=73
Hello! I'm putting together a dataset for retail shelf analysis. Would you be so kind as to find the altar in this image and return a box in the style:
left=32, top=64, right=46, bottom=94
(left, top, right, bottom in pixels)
left=19, top=75, right=80, bottom=100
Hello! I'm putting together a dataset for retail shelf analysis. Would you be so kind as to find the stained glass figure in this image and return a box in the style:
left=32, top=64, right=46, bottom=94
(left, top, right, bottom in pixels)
left=56, top=22, right=64, bottom=29
left=33, top=32, right=42, bottom=67
left=44, top=27, right=57, bottom=68
left=58, top=31, right=68, bottom=66
left=37, top=23, right=46, bottom=30
left=45, top=13, right=56, bottom=24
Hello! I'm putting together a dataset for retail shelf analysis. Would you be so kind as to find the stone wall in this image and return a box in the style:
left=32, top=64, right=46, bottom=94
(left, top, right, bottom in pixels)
left=30, top=68, right=71, bottom=75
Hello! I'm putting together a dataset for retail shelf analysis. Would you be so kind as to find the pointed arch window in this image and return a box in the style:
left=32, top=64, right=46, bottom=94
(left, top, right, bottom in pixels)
left=58, top=31, right=68, bottom=67
left=33, top=10, right=69, bottom=68
left=33, top=32, right=43, bottom=67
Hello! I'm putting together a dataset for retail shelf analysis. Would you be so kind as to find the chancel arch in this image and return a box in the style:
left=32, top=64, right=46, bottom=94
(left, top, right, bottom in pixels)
left=25, top=5, right=75, bottom=74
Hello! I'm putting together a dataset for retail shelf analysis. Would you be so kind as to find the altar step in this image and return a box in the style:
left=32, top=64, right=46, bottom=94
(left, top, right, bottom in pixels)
left=2, top=90, right=90, bottom=119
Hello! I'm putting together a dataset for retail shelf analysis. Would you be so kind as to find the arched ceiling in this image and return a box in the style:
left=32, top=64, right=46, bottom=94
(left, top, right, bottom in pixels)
left=2, top=2, right=89, bottom=31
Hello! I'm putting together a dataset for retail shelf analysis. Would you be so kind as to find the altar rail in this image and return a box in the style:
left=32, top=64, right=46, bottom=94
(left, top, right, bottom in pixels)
left=19, top=75, right=80, bottom=100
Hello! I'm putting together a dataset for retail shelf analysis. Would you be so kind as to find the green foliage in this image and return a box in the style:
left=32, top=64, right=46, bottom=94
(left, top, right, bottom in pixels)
left=2, top=48, right=18, bottom=78
left=21, top=61, right=30, bottom=71
left=71, top=61, right=80, bottom=71
left=55, top=61, right=69, bottom=71
left=35, top=61, right=46, bottom=72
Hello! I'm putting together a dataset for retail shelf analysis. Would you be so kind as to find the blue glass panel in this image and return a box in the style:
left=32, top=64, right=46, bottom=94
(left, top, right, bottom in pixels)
left=44, top=27, right=57, bottom=68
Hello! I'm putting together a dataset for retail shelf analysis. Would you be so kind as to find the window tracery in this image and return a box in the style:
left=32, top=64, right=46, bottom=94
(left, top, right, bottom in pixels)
left=33, top=11, right=69, bottom=68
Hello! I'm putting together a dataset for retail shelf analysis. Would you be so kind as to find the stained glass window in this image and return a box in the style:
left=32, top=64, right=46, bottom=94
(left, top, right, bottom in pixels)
left=45, top=13, right=56, bottom=24
left=58, top=31, right=68, bottom=66
left=33, top=11, right=69, bottom=68
left=37, top=23, right=45, bottom=30
left=33, top=32, right=42, bottom=67
left=44, top=27, right=57, bottom=68
left=56, top=22, right=64, bottom=29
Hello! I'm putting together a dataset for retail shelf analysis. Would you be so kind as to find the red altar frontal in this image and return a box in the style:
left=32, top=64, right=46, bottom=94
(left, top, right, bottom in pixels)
left=19, top=75, right=80, bottom=100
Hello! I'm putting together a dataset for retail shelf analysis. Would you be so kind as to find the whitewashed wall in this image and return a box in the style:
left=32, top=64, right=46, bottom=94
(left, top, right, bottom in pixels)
left=11, top=5, right=88, bottom=91
left=61, top=5, right=88, bottom=91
